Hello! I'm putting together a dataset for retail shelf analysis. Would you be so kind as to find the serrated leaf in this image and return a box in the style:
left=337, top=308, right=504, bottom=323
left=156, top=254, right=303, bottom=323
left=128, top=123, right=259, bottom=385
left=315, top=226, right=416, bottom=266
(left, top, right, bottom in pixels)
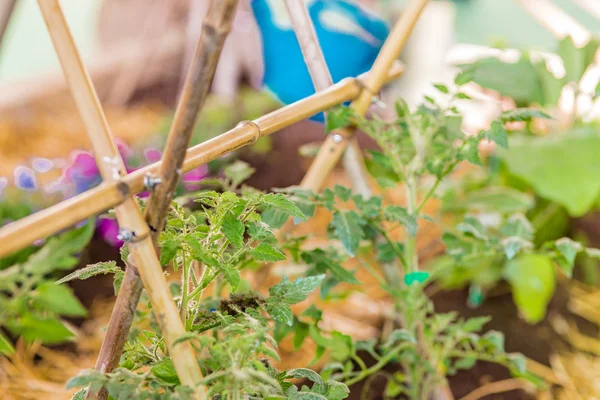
left=262, top=193, right=307, bottom=221
left=269, top=275, right=325, bottom=305
left=66, top=371, right=107, bottom=390
left=500, top=214, right=534, bottom=241
left=33, top=282, right=87, bottom=317
left=554, top=237, right=583, bottom=277
left=151, top=358, right=180, bottom=385
left=222, top=211, right=245, bottom=247
left=224, top=160, right=255, bottom=187
left=287, top=368, right=324, bottom=387
left=223, top=265, right=241, bottom=292
left=384, top=206, right=417, bottom=237
left=333, top=185, right=352, bottom=202
left=501, top=108, right=551, bottom=123
left=57, top=261, right=121, bottom=284
left=457, top=216, right=487, bottom=241
left=504, top=254, right=555, bottom=324
left=462, top=316, right=490, bottom=332
left=326, top=106, right=354, bottom=133
left=247, top=221, right=276, bottom=241
left=483, top=120, right=508, bottom=148
left=382, top=329, right=416, bottom=349
left=184, top=236, right=219, bottom=268
left=325, top=381, right=350, bottom=400
left=330, top=211, right=365, bottom=256
left=454, top=357, right=477, bottom=370
left=267, top=303, right=294, bottom=326
left=113, top=270, right=124, bottom=295
left=251, top=243, right=286, bottom=262
left=160, top=237, right=180, bottom=266
left=502, top=237, right=533, bottom=260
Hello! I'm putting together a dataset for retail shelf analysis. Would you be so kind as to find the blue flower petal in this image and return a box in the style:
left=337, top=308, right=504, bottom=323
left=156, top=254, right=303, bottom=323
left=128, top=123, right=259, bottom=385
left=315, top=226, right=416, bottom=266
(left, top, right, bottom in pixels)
left=14, top=166, right=37, bottom=191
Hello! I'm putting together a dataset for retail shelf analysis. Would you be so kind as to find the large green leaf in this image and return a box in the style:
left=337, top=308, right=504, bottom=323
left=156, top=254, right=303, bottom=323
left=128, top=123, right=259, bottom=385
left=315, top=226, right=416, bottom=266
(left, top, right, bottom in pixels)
left=460, top=57, right=544, bottom=107
left=501, top=129, right=600, bottom=216
left=503, top=254, right=555, bottom=324
left=33, top=282, right=87, bottom=317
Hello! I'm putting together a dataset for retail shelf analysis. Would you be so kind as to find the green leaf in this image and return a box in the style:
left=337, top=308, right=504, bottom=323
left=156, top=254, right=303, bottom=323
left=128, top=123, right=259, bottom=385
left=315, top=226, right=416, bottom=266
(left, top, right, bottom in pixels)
left=184, top=236, right=220, bottom=268
left=267, top=303, right=294, bottom=326
left=454, top=357, right=477, bottom=370
left=66, top=370, right=107, bottom=390
left=460, top=57, right=544, bottom=106
left=293, top=322, right=310, bottom=350
left=460, top=187, right=534, bottom=214
left=262, top=193, right=307, bottom=221
left=501, top=129, right=600, bottom=216
left=501, top=108, right=551, bottom=123
left=287, top=368, right=324, bottom=387
left=330, top=211, right=365, bottom=256
left=455, top=92, right=472, bottom=100
left=457, top=216, right=487, bottom=241
left=251, top=243, right=286, bottom=262
left=462, top=316, right=491, bottom=332
left=384, top=206, right=417, bottom=237
left=247, top=221, right=276, bottom=242
left=554, top=237, right=583, bottom=277
left=57, top=261, right=121, bottom=284
left=113, top=270, right=124, bottom=296
left=325, top=381, right=350, bottom=400
left=326, top=107, right=355, bottom=133
left=503, top=254, right=556, bottom=324
left=558, top=36, right=585, bottom=83
left=455, top=68, right=475, bottom=85
left=10, top=314, right=75, bottom=345
left=483, top=121, right=508, bottom=148
left=33, top=282, right=87, bottom=317
left=70, top=388, right=87, bottom=400
left=433, top=83, right=449, bottom=94
left=333, top=185, right=352, bottom=202
left=269, top=275, right=325, bottom=305
left=500, top=214, right=534, bottom=241
left=502, top=237, right=533, bottom=260
left=223, top=265, right=241, bottom=292
left=151, top=358, right=180, bottom=385
left=0, top=332, right=14, bottom=356
left=222, top=211, right=245, bottom=247
left=224, top=160, right=255, bottom=187
left=330, top=331, right=354, bottom=361
left=160, top=237, right=180, bottom=266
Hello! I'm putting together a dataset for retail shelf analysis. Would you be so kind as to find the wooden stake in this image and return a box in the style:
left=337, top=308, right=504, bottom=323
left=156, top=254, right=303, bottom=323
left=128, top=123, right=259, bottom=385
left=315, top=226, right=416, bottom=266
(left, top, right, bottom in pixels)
left=36, top=1, right=205, bottom=398
left=285, top=0, right=372, bottom=198
left=87, top=2, right=238, bottom=398
left=300, top=0, right=430, bottom=192
left=0, top=63, right=404, bottom=259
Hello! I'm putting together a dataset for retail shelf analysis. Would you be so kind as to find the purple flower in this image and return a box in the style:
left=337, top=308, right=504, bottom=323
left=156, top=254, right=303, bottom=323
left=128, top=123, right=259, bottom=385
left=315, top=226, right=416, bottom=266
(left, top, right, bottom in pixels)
left=64, top=151, right=101, bottom=194
left=14, top=166, right=37, bottom=190
left=182, top=165, right=209, bottom=191
left=96, top=217, right=123, bottom=248
left=32, top=158, right=53, bottom=173
left=144, top=148, right=162, bottom=163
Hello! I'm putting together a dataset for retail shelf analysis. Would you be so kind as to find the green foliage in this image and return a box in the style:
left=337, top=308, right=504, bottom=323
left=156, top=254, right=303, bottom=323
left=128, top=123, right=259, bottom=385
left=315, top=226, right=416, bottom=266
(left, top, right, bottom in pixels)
left=0, top=220, right=93, bottom=349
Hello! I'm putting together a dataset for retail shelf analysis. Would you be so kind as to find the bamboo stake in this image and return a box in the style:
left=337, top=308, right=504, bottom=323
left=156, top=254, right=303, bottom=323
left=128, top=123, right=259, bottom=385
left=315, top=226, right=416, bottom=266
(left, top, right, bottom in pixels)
left=285, top=0, right=372, bottom=198
left=516, top=0, right=590, bottom=46
left=0, top=0, right=16, bottom=57
left=36, top=1, right=205, bottom=398
left=0, top=62, right=404, bottom=260
left=573, top=0, right=600, bottom=21
left=87, top=3, right=238, bottom=398
left=300, top=0, right=430, bottom=192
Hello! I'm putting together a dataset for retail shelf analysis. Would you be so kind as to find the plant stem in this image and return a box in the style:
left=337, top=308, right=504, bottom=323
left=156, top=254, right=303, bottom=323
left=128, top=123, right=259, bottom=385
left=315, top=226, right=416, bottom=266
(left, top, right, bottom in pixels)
left=180, top=250, right=190, bottom=325
left=345, top=343, right=410, bottom=386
